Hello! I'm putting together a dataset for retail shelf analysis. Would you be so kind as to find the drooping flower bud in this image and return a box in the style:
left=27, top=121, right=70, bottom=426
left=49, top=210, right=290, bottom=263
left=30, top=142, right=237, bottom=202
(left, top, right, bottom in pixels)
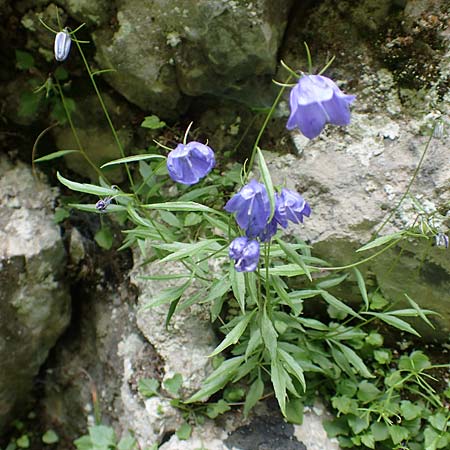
left=287, top=74, right=355, bottom=139
left=54, top=29, right=72, bottom=62
left=229, top=237, right=260, bottom=272
left=95, top=198, right=111, bottom=212
left=167, top=141, right=215, bottom=185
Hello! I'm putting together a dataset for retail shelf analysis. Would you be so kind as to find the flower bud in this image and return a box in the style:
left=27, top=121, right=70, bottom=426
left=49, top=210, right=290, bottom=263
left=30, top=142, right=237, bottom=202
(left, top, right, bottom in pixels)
left=54, top=29, right=72, bottom=62
left=229, top=237, right=260, bottom=272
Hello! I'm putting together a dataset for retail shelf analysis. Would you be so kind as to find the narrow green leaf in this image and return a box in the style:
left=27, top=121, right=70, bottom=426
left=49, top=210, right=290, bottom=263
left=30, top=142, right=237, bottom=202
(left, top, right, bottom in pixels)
left=353, top=268, right=369, bottom=310
left=209, top=311, right=256, bottom=357
left=257, top=147, right=275, bottom=220
left=142, top=201, right=219, bottom=214
left=261, top=309, right=278, bottom=361
left=186, top=356, right=245, bottom=402
left=320, top=291, right=362, bottom=319
left=278, top=348, right=306, bottom=391
left=58, top=172, right=119, bottom=196
left=179, top=185, right=219, bottom=202
left=356, top=232, right=404, bottom=252
left=159, top=210, right=182, bottom=228
left=271, top=358, right=287, bottom=415
left=160, top=240, right=218, bottom=263
left=200, top=277, right=231, bottom=305
left=203, top=214, right=230, bottom=234
left=330, top=345, right=354, bottom=377
left=245, top=326, right=262, bottom=359
left=101, top=154, right=165, bottom=168
left=296, top=317, right=328, bottom=330
left=272, top=276, right=302, bottom=315
left=276, top=238, right=312, bottom=281
left=230, top=267, right=246, bottom=313
left=69, top=203, right=127, bottom=213
left=165, top=297, right=181, bottom=328
left=385, top=308, right=437, bottom=317
left=316, top=274, right=348, bottom=289
left=336, top=343, right=374, bottom=378
left=34, top=149, right=79, bottom=162
left=243, top=377, right=264, bottom=417
left=404, top=293, right=436, bottom=328
left=364, top=312, right=421, bottom=336
left=141, top=280, right=191, bottom=310
left=267, top=264, right=306, bottom=277
left=232, top=355, right=259, bottom=382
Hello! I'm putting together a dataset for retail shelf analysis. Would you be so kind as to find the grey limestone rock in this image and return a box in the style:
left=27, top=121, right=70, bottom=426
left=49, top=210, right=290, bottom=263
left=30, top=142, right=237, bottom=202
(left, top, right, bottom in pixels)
left=0, top=157, right=71, bottom=430
left=93, top=0, right=293, bottom=117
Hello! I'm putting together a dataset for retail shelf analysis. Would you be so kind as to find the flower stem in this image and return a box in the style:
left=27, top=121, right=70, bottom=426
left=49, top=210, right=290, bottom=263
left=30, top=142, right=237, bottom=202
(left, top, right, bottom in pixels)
left=55, top=78, right=106, bottom=180
left=310, top=237, right=403, bottom=272
left=245, top=75, right=292, bottom=180
left=72, top=33, right=135, bottom=191
left=374, top=124, right=436, bottom=237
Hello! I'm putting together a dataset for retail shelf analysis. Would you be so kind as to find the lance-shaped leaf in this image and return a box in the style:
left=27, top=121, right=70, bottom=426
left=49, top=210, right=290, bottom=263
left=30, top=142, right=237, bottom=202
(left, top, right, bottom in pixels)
left=209, top=310, right=256, bottom=357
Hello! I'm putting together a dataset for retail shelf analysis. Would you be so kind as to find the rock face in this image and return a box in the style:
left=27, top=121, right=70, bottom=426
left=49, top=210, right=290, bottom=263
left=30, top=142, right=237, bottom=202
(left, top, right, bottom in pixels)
left=1, top=0, right=449, bottom=447
left=0, top=157, right=71, bottom=430
left=94, top=0, right=293, bottom=117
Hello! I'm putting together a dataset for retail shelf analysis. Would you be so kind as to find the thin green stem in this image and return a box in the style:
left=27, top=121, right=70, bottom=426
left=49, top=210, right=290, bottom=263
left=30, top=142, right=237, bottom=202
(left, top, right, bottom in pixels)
left=245, top=76, right=292, bottom=181
left=304, top=42, right=313, bottom=74
left=72, top=33, right=135, bottom=191
left=309, top=237, right=403, bottom=272
left=264, top=242, right=271, bottom=308
left=55, top=79, right=105, bottom=180
left=256, top=265, right=263, bottom=310
left=374, top=125, right=436, bottom=236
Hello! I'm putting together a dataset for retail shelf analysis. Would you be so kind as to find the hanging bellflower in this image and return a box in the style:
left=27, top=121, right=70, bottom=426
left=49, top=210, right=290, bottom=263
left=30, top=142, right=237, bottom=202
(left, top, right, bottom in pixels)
left=224, top=179, right=271, bottom=239
left=229, top=237, right=260, bottom=272
left=287, top=74, right=355, bottom=139
left=167, top=141, right=215, bottom=185
left=54, top=29, right=72, bottom=62
left=274, top=188, right=311, bottom=228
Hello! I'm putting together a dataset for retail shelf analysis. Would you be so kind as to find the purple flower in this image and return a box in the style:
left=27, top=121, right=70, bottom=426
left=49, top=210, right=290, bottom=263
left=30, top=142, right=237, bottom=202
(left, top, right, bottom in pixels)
left=258, top=218, right=278, bottom=242
left=229, top=237, right=260, bottom=272
left=225, top=180, right=270, bottom=238
left=167, top=141, right=215, bottom=185
left=54, top=29, right=72, bottom=62
left=287, top=75, right=355, bottom=139
left=275, top=188, right=311, bottom=228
